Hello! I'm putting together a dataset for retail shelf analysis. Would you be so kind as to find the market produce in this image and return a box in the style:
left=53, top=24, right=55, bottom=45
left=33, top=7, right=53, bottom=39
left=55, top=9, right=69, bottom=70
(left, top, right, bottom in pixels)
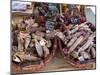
left=12, top=16, right=53, bottom=64
left=12, top=52, right=40, bottom=63
left=34, top=39, right=43, bottom=57
left=12, top=30, right=53, bottom=62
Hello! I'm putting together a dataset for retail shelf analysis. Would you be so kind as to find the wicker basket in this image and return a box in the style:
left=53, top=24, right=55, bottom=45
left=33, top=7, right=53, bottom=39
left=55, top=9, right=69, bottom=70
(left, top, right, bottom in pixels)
left=11, top=37, right=57, bottom=74
left=57, top=22, right=96, bottom=68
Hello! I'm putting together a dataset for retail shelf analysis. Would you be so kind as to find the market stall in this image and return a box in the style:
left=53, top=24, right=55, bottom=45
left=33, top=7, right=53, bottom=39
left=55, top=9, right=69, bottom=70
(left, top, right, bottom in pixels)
left=11, top=1, right=96, bottom=74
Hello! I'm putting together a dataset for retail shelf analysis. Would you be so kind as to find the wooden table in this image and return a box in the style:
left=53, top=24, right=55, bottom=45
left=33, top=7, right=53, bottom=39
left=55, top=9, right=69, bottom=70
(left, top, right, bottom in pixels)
left=40, top=50, right=96, bottom=72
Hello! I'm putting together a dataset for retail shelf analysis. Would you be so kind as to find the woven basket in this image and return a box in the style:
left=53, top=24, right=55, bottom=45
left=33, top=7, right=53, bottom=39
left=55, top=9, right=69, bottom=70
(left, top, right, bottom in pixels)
left=57, top=22, right=96, bottom=68
left=11, top=37, right=57, bottom=74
